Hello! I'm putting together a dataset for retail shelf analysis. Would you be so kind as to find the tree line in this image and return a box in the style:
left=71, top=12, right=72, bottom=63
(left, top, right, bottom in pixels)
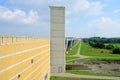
left=83, top=37, right=120, bottom=54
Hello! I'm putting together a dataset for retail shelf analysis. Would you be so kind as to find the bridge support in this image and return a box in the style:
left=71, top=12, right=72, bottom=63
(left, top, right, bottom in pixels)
left=50, top=6, right=65, bottom=73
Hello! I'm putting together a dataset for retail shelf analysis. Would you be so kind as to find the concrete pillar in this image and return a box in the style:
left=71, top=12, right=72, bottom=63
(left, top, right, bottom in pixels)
left=65, top=39, right=68, bottom=53
left=50, top=6, right=65, bottom=73
left=16, top=37, right=18, bottom=44
left=11, top=36, right=14, bottom=44
left=0, top=36, right=1, bottom=45
left=6, top=36, right=10, bottom=45
left=1, top=36, right=4, bottom=45
left=22, top=37, right=24, bottom=43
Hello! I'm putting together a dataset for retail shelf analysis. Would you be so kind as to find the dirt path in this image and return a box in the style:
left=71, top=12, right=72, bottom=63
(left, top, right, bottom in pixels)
left=68, top=42, right=90, bottom=59
left=75, top=42, right=90, bottom=59
left=51, top=73, right=120, bottom=80
left=64, top=42, right=120, bottom=80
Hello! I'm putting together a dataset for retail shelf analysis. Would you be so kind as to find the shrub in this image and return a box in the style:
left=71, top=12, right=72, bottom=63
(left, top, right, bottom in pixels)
left=105, top=44, right=114, bottom=50
left=89, top=41, right=105, bottom=49
left=112, top=47, right=120, bottom=54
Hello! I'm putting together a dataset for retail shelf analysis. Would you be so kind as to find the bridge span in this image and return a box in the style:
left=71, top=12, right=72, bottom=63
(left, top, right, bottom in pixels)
left=65, top=37, right=79, bottom=53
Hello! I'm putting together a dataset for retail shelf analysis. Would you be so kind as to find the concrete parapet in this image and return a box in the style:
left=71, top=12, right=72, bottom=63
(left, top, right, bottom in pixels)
left=0, top=35, right=42, bottom=46
left=0, top=37, right=50, bottom=80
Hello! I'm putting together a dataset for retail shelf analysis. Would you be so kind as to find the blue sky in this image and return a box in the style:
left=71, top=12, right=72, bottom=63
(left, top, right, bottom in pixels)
left=0, top=0, right=120, bottom=38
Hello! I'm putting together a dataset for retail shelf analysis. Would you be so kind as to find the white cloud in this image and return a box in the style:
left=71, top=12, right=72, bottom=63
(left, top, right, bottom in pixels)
left=0, top=6, right=39, bottom=24
left=88, top=17, right=120, bottom=37
left=0, top=6, right=50, bottom=37
left=5, top=0, right=67, bottom=9
left=114, top=9, right=120, bottom=14
left=0, top=0, right=115, bottom=38
left=74, top=0, right=90, bottom=12
left=5, top=0, right=105, bottom=16
left=73, top=0, right=106, bottom=16
left=104, top=0, right=111, bottom=2
left=5, top=0, right=45, bottom=8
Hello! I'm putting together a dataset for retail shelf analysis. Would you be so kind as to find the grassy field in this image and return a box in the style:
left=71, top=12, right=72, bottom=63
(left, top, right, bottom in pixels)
left=67, top=42, right=80, bottom=55
left=66, top=56, right=80, bottom=62
left=66, top=42, right=80, bottom=62
left=80, top=57, right=120, bottom=61
left=105, top=43, right=120, bottom=48
left=67, top=70, right=120, bottom=77
left=113, top=43, right=120, bottom=47
left=80, top=42, right=120, bottom=57
left=50, top=76, right=107, bottom=80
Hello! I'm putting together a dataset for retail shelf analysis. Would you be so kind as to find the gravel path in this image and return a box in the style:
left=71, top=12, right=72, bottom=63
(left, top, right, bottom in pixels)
left=51, top=73, right=120, bottom=80
left=65, top=42, right=120, bottom=80
left=76, top=42, right=90, bottom=59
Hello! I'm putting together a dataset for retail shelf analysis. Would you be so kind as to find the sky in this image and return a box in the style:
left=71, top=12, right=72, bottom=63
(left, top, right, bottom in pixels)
left=0, top=0, right=120, bottom=38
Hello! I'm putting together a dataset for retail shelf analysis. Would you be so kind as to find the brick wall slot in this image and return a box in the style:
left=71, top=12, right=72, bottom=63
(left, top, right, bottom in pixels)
left=1, top=36, right=4, bottom=45
left=12, top=36, right=14, bottom=44
left=16, top=37, right=18, bottom=43
left=31, top=59, right=34, bottom=64
left=18, top=74, right=21, bottom=78
left=7, top=36, right=10, bottom=44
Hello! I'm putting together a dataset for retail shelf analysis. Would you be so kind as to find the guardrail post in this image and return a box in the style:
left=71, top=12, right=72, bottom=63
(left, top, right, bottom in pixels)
left=1, top=36, right=4, bottom=45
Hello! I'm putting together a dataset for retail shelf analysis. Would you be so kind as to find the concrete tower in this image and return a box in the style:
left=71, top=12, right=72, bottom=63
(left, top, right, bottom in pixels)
left=50, top=6, right=65, bottom=73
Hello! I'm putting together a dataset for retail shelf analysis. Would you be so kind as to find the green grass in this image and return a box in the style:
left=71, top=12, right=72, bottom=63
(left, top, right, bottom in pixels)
left=80, top=57, right=120, bottom=61
left=80, top=42, right=120, bottom=57
left=67, top=42, right=80, bottom=55
left=67, top=70, right=120, bottom=77
left=50, top=76, right=106, bottom=80
left=105, top=43, right=120, bottom=48
left=66, top=56, right=80, bottom=62
left=113, top=44, right=120, bottom=48
left=66, top=42, right=81, bottom=62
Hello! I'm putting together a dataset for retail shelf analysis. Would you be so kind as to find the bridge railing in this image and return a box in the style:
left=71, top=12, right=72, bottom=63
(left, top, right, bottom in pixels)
left=65, top=37, right=79, bottom=53
left=0, top=35, right=42, bottom=46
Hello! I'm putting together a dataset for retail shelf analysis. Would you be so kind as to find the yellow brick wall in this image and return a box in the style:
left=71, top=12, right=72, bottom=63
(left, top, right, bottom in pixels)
left=0, top=36, right=50, bottom=80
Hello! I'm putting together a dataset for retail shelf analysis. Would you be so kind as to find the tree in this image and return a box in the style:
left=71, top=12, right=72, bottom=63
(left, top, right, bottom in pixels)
left=105, top=44, right=114, bottom=50
left=89, top=41, right=105, bottom=49
left=112, top=47, right=120, bottom=54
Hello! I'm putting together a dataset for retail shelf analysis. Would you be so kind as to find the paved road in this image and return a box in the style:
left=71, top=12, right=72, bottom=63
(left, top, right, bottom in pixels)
left=51, top=73, right=120, bottom=80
